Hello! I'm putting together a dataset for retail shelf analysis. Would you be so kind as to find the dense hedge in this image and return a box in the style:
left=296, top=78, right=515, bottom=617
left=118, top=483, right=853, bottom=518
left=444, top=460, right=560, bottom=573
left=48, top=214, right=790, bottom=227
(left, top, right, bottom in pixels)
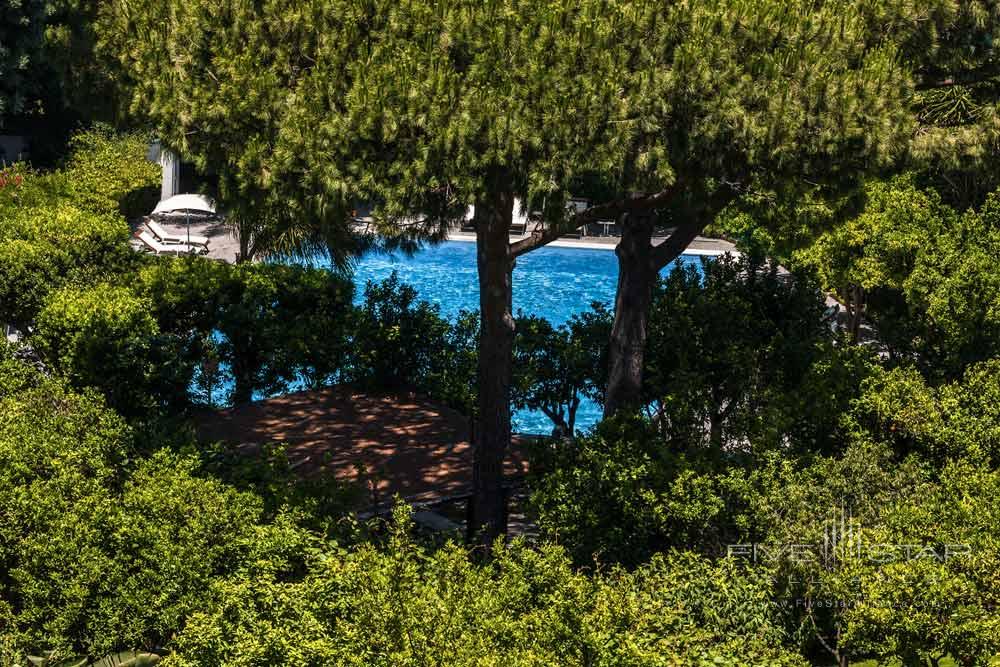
left=0, top=347, right=804, bottom=666
left=34, top=283, right=160, bottom=412
left=0, top=126, right=154, bottom=331
left=4, top=127, right=1000, bottom=665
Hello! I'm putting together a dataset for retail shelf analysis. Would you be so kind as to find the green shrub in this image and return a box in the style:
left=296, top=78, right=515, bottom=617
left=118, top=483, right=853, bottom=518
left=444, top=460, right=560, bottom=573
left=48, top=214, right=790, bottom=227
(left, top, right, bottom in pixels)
left=165, top=506, right=804, bottom=667
left=764, top=453, right=1000, bottom=665
left=61, top=125, right=160, bottom=220
left=0, top=240, right=60, bottom=328
left=348, top=272, right=453, bottom=392
left=512, top=305, right=611, bottom=436
left=137, top=257, right=358, bottom=408
left=0, top=126, right=158, bottom=222
left=794, top=178, right=1000, bottom=379
left=346, top=273, right=480, bottom=414
left=0, top=127, right=151, bottom=330
left=34, top=283, right=160, bottom=413
left=644, top=253, right=869, bottom=455
left=0, top=366, right=130, bottom=659
left=850, top=360, right=1000, bottom=465
left=0, top=352, right=315, bottom=661
left=530, top=414, right=732, bottom=566
left=0, top=203, right=132, bottom=327
left=0, top=348, right=806, bottom=666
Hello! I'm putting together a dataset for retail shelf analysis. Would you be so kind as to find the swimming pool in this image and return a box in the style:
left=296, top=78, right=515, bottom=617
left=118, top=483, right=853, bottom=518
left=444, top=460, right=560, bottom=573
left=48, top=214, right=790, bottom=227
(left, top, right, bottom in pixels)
left=315, top=240, right=706, bottom=434
left=343, top=240, right=703, bottom=325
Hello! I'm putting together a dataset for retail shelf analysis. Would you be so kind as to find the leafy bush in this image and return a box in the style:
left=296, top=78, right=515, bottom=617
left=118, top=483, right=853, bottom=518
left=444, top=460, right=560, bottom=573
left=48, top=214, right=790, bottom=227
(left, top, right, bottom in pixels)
left=34, top=283, right=160, bottom=413
left=60, top=125, right=160, bottom=220
left=0, top=204, right=133, bottom=327
left=530, top=414, right=733, bottom=566
left=834, top=459, right=1000, bottom=665
left=644, top=253, right=868, bottom=455
left=0, top=239, right=61, bottom=328
left=348, top=272, right=452, bottom=391
left=794, top=177, right=1000, bottom=379
left=512, top=305, right=611, bottom=436
left=534, top=406, right=1000, bottom=663
left=850, top=359, right=1000, bottom=465
left=0, top=352, right=317, bottom=662
left=134, top=257, right=356, bottom=408
left=0, top=127, right=153, bottom=330
left=198, top=261, right=349, bottom=405
left=0, top=362, right=130, bottom=659
left=750, top=450, right=1000, bottom=665
left=164, top=506, right=804, bottom=667
left=347, top=272, right=478, bottom=413
left=0, top=126, right=158, bottom=222
left=0, top=347, right=808, bottom=666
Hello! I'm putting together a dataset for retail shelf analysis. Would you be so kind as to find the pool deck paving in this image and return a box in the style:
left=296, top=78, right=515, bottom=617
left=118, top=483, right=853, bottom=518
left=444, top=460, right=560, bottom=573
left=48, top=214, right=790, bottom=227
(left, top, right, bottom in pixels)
left=445, top=229, right=736, bottom=255
left=131, top=216, right=737, bottom=263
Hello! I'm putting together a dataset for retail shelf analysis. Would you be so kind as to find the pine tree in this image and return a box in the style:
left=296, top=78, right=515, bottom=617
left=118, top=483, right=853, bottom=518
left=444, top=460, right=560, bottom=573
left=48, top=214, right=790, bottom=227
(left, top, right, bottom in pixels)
left=104, top=0, right=919, bottom=545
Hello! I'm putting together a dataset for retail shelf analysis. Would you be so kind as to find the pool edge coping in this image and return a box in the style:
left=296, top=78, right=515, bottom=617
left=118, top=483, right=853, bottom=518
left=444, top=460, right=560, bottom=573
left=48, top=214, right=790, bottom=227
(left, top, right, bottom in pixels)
left=444, top=232, right=738, bottom=256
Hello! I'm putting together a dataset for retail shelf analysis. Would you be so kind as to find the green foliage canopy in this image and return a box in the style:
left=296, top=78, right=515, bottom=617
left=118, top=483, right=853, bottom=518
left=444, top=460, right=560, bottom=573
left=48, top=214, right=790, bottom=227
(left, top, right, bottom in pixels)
left=795, top=177, right=1000, bottom=377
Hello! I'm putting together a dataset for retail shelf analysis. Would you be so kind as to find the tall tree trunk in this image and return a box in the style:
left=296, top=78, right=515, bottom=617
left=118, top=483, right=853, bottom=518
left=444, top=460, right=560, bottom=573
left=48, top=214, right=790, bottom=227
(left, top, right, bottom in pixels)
left=468, top=180, right=515, bottom=550
left=849, top=284, right=865, bottom=342
left=603, top=218, right=707, bottom=419
left=604, top=216, right=656, bottom=417
left=230, top=342, right=255, bottom=405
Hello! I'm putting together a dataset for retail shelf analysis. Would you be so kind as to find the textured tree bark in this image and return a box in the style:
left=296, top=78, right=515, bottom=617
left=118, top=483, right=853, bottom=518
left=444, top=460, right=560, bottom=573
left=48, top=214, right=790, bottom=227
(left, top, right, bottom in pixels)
left=604, top=218, right=708, bottom=418
left=468, top=179, right=515, bottom=550
left=230, top=340, right=256, bottom=406
left=603, top=184, right=736, bottom=420
left=604, top=215, right=657, bottom=418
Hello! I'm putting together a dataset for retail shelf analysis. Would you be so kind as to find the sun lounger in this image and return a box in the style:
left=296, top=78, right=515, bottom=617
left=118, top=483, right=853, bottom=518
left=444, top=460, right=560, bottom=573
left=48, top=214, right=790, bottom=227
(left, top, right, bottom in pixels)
left=146, top=220, right=210, bottom=247
left=137, top=230, right=205, bottom=255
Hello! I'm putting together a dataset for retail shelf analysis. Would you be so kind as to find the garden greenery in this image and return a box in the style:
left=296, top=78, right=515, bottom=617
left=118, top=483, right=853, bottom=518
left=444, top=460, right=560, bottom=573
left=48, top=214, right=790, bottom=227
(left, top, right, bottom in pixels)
left=4, top=103, right=1000, bottom=666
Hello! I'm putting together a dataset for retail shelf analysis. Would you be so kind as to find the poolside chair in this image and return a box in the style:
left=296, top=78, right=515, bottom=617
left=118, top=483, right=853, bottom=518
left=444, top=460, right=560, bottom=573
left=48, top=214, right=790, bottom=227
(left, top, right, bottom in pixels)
left=146, top=220, right=210, bottom=247
left=558, top=197, right=590, bottom=238
left=137, top=230, right=205, bottom=256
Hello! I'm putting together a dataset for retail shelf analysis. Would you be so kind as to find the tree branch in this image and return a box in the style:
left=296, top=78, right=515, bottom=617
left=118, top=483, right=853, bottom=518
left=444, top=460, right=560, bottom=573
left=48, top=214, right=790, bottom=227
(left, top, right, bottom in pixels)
left=807, top=604, right=841, bottom=663
left=509, top=187, right=678, bottom=258
left=649, top=185, right=738, bottom=269
left=650, top=221, right=705, bottom=269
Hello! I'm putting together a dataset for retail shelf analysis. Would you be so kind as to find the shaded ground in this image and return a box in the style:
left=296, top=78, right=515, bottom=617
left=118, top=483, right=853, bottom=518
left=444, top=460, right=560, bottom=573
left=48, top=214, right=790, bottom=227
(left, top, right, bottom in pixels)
left=194, top=386, right=530, bottom=512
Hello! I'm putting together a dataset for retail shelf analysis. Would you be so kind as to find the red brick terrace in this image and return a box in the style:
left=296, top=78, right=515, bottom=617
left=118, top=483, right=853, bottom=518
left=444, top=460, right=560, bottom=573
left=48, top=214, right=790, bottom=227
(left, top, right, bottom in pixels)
left=194, top=387, right=530, bottom=511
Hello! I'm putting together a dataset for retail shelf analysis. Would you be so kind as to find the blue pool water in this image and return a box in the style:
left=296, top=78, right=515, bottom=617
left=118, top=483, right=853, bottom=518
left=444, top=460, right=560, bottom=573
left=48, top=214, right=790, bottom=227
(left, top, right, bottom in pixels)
left=345, top=240, right=704, bottom=325
left=313, top=240, right=705, bottom=434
